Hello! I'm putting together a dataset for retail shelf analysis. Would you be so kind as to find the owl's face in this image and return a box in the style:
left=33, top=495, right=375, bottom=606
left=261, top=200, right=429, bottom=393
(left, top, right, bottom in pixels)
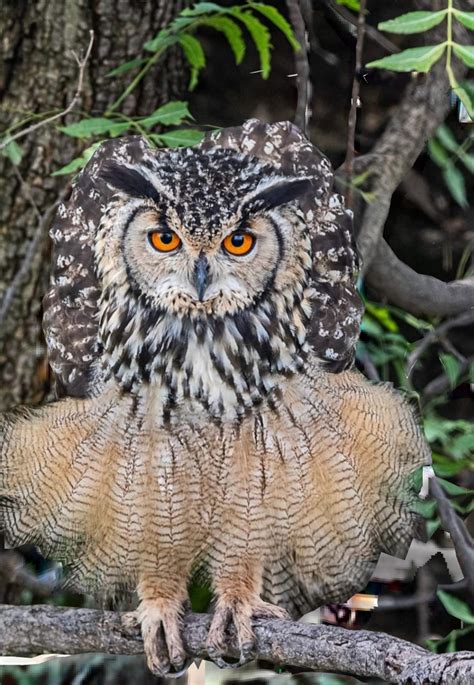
left=99, top=149, right=312, bottom=318
left=96, top=147, right=315, bottom=415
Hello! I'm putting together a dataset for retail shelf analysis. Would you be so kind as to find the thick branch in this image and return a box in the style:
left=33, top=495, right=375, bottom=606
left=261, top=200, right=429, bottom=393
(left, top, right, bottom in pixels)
left=366, top=239, right=474, bottom=318
left=1, top=606, right=473, bottom=684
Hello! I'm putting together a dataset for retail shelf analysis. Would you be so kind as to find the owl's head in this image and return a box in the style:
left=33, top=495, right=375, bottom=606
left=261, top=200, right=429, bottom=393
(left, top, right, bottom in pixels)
left=96, top=147, right=315, bottom=417
left=99, top=148, right=312, bottom=316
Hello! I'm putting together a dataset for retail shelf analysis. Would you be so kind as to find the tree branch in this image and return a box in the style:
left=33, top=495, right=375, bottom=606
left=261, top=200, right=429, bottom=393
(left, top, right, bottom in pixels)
left=430, top=478, right=474, bottom=600
left=366, top=239, right=474, bottom=318
left=0, top=606, right=473, bottom=683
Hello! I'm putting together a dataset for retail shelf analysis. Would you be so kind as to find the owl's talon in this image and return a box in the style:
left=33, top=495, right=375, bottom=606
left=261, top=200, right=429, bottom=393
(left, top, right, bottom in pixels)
left=166, top=657, right=194, bottom=679
left=138, top=602, right=187, bottom=677
left=206, top=597, right=280, bottom=668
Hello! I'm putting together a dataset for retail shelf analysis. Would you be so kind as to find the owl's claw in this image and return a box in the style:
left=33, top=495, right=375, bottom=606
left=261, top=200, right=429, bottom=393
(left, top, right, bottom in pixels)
left=138, top=601, right=188, bottom=677
left=206, top=597, right=289, bottom=669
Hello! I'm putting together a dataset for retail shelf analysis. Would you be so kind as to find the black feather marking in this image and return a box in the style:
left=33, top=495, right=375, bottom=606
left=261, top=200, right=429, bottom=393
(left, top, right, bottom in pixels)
left=101, top=163, right=161, bottom=204
left=241, top=177, right=312, bottom=217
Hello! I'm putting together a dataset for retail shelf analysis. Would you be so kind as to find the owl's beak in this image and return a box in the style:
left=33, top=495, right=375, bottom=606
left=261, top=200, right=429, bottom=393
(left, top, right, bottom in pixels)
left=193, top=254, right=210, bottom=301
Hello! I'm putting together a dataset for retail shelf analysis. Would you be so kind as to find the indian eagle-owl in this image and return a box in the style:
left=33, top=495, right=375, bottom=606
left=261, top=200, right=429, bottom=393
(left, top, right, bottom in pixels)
left=0, top=120, right=430, bottom=675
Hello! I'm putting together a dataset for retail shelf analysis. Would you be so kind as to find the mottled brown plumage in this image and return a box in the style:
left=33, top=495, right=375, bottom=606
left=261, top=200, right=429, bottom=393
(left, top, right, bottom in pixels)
left=0, top=120, right=430, bottom=676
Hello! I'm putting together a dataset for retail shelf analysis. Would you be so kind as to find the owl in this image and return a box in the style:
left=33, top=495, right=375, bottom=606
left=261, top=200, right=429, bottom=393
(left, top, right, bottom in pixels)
left=0, top=120, right=430, bottom=676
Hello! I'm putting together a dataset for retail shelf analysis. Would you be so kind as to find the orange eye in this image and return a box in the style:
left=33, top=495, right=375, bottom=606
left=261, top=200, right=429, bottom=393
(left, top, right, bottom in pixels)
left=222, top=232, right=255, bottom=256
left=148, top=230, right=181, bottom=253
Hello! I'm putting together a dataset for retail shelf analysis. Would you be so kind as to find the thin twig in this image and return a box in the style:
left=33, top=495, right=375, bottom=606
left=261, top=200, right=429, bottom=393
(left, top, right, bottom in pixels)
left=406, top=310, right=474, bottom=379
left=344, top=0, right=367, bottom=209
left=321, top=0, right=400, bottom=55
left=430, top=477, right=474, bottom=600
left=357, top=346, right=380, bottom=381
left=286, top=0, right=311, bottom=133
left=422, top=355, right=474, bottom=404
left=0, top=31, right=94, bottom=152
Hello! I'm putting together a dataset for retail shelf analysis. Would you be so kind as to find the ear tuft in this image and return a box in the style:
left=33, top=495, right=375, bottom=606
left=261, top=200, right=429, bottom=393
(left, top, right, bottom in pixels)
left=101, top=164, right=161, bottom=204
left=242, top=177, right=312, bottom=216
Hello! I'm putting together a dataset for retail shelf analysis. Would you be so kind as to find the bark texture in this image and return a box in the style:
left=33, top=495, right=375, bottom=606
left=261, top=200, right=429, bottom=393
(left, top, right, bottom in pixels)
left=0, top=0, right=189, bottom=411
left=1, top=606, right=474, bottom=685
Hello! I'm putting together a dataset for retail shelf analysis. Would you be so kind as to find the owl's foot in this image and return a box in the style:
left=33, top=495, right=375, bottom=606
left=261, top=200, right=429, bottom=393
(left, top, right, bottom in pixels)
left=206, top=597, right=289, bottom=669
left=137, top=600, right=190, bottom=677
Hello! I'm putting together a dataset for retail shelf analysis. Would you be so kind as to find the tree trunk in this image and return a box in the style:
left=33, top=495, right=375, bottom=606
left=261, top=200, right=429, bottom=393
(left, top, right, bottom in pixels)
left=0, top=0, right=189, bottom=411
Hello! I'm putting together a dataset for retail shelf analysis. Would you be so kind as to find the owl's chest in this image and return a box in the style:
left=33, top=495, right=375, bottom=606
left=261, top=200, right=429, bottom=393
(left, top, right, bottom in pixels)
left=150, top=379, right=354, bottom=525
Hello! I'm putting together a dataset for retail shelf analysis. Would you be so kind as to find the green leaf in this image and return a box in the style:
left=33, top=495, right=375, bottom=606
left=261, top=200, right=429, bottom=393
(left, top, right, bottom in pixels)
left=426, top=519, right=440, bottom=538
left=107, top=122, right=132, bottom=137
left=250, top=3, right=300, bottom=51
left=450, top=433, right=474, bottom=461
left=144, top=30, right=178, bottom=53
left=439, top=353, right=461, bottom=389
left=51, top=142, right=102, bottom=176
left=453, top=43, right=474, bottom=68
left=437, top=476, right=474, bottom=497
left=231, top=10, right=272, bottom=78
left=443, top=164, right=468, bottom=208
left=335, top=0, right=360, bottom=10
left=360, top=316, right=384, bottom=337
left=1, top=139, right=23, bottom=165
left=181, top=2, right=224, bottom=16
left=179, top=34, right=206, bottom=90
left=140, top=101, right=192, bottom=128
left=436, top=124, right=459, bottom=153
left=378, top=11, right=447, bottom=34
left=204, top=16, right=246, bottom=64
left=458, top=152, right=474, bottom=174
left=428, top=139, right=449, bottom=167
left=367, top=44, right=446, bottom=73
left=107, top=57, right=147, bottom=77
left=170, top=17, right=198, bottom=30
left=364, top=302, right=399, bottom=332
left=454, top=10, right=474, bottom=31
left=454, top=85, right=474, bottom=119
left=154, top=129, right=205, bottom=147
left=437, top=590, right=474, bottom=624
left=58, top=117, right=116, bottom=139
left=412, top=498, right=437, bottom=518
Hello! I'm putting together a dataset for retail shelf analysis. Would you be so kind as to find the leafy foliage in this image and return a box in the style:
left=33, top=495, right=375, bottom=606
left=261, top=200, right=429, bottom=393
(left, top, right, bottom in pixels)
left=360, top=298, right=474, bottom=651
left=367, top=4, right=474, bottom=117
left=0, top=2, right=300, bottom=176
left=427, top=124, right=474, bottom=208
